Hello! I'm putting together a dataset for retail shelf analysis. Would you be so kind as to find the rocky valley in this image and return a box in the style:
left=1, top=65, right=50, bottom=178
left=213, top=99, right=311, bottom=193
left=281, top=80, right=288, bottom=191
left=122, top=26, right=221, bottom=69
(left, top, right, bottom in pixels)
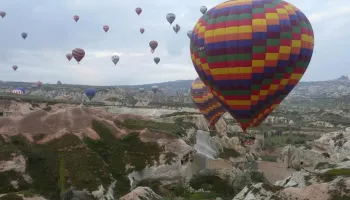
left=0, top=77, right=350, bottom=200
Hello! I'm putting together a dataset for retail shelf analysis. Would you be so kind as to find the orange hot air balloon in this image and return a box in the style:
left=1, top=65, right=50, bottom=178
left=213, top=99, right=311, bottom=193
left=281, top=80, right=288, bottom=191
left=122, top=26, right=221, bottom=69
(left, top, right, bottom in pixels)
left=190, top=0, right=314, bottom=131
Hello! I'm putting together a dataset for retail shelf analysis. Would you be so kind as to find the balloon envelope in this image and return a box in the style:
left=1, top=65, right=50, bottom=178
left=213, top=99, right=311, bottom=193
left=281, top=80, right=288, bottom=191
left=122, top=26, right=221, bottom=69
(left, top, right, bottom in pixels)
left=173, top=24, right=180, bottom=33
left=190, top=0, right=314, bottom=131
left=154, top=57, right=160, bottom=64
left=0, top=11, right=6, bottom=18
left=103, top=25, right=109, bottom=32
left=187, top=30, right=193, bottom=39
left=149, top=41, right=158, bottom=53
left=200, top=6, right=207, bottom=14
left=66, top=53, right=72, bottom=61
left=111, top=55, right=120, bottom=65
left=191, top=77, right=226, bottom=126
left=21, top=32, right=27, bottom=39
left=135, top=7, right=142, bottom=15
left=72, top=48, right=85, bottom=63
left=152, top=85, right=158, bottom=93
left=36, top=81, right=42, bottom=88
left=85, top=88, right=96, bottom=100
left=73, top=15, right=79, bottom=22
left=12, top=65, right=18, bottom=71
left=166, top=13, right=176, bottom=24
left=140, top=28, right=145, bottom=34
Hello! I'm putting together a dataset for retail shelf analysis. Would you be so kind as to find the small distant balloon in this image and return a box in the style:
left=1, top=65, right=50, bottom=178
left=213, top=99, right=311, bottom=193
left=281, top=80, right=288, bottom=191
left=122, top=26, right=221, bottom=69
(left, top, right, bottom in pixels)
left=73, top=15, right=79, bottom=22
left=0, top=11, right=6, bottom=18
left=140, top=28, right=145, bottom=34
left=12, top=88, right=25, bottom=95
left=166, top=13, right=176, bottom=25
left=111, top=55, right=120, bottom=65
left=12, top=65, right=18, bottom=71
left=187, top=30, right=193, bottom=39
left=103, top=25, right=109, bottom=32
left=85, top=88, right=96, bottom=100
left=152, top=85, right=159, bottom=93
left=139, top=88, right=145, bottom=94
left=154, top=57, right=160, bottom=64
left=21, top=32, right=27, bottom=39
left=57, top=81, right=62, bottom=85
left=149, top=41, right=158, bottom=54
left=66, top=53, right=72, bottom=61
left=72, top=48, right=85, bottom=64
left=200, top=6, right=207, bottom=14
left=135, top=7, right=142, bottom=15
left=36, top=81, right=42, bottom=88
left=173, top=24, right=180, bottom=33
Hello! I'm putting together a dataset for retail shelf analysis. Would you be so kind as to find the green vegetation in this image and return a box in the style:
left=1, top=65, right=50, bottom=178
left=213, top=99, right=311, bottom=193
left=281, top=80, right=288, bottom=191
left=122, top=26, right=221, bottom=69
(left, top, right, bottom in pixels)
left=115, top=118, right=194, bottom=138
left=161, top=112, right=199, bottom=118
left=84, top=120, right=169, bottom=197
left=58, top=158, right=67, bottom=196
left=0, top=120, right=177, bottom=199
left=260, top=156, right=278, bottom=162
left=125, top=94, right=138, bottom=105
left=263, top=133, right=318, bottom=150
left=137, top=180, right=222, bottom=200
left=0, top=193, right=23, bottom=200
left=189, top=175, right=237, bottom=199
left=218, top=148, right=241, bottom=159
left=314, top=162, right=337, bottom=170
left=148, top=101, right=196, bottom=108
left=317, top=168, right=350, bottom=182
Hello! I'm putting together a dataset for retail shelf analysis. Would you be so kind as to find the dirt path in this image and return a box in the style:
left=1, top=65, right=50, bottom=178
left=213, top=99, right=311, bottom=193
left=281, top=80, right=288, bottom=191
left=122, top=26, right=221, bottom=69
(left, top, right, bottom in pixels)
left=258, top=161, right=295, bottom=183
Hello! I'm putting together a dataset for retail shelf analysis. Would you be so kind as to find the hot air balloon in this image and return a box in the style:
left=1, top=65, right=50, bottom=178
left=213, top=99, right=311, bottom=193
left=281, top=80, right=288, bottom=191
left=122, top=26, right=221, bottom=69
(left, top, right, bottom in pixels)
left=72, top=48, right=85, bottom=64
left=200, top=6, right=207, bottom=14
left=173, top=24, right=180, bottom=33
left=154, top=57, right=160, bottom=64
left=57, top=81, right=62, bottom=85
left=111, top=55, right=119, bottom=65
left=0, top=11, right=6, bottom=18
left=12, top=65, right=18, bottom=71
left=149, top=41, right=158, bottom=53
left=135, top=7, right=142, bottom=15
left=103, top=25, right=109, bottom=32
left=12, top=88, right=25, bottom=95
left=140, top=28, right=145, bottom=34
left=73, top=15, right=79, bottom=22
left=85, top=88, right=96, bottom=100
left=151, top=85, right=158, bottom=94
left=166, top=13, right=176, bottom=25
left=139, top=88, right=145, bottom=94
left=66, top=53, right=72, bottom=61
left=21, top=32, right=27, bottom=39
left=36, top=81, right=42, bottom=88
left=190, top=0, right=315, bottom=132
left=187, top=30, right=193, bottom=39
left=191, top=77, right=226, bottom=126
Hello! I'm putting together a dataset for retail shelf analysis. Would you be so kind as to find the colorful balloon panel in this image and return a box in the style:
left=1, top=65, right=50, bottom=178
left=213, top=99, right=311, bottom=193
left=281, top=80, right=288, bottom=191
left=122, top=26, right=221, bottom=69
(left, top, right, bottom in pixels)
left=191, top=77, right=226, bottom=126
left=190, top=0, right=314, bottom=131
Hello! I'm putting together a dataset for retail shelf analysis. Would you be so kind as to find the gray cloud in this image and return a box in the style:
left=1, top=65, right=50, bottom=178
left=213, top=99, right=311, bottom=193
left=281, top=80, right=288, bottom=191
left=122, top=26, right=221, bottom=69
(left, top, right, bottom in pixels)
left=0, top=0, right=349, bottom=85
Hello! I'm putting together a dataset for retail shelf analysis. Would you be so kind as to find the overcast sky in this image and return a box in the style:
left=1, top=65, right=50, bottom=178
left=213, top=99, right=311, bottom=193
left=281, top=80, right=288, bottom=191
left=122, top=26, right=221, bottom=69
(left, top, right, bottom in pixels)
left=0, top=0, right=349, bottom=85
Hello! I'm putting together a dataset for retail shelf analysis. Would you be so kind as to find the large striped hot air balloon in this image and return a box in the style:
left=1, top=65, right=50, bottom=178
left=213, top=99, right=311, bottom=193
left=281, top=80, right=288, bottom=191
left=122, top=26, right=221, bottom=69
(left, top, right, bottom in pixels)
left=191, top=77, right=226, bottom=126
left=190, top=0, right=314, bottom=131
